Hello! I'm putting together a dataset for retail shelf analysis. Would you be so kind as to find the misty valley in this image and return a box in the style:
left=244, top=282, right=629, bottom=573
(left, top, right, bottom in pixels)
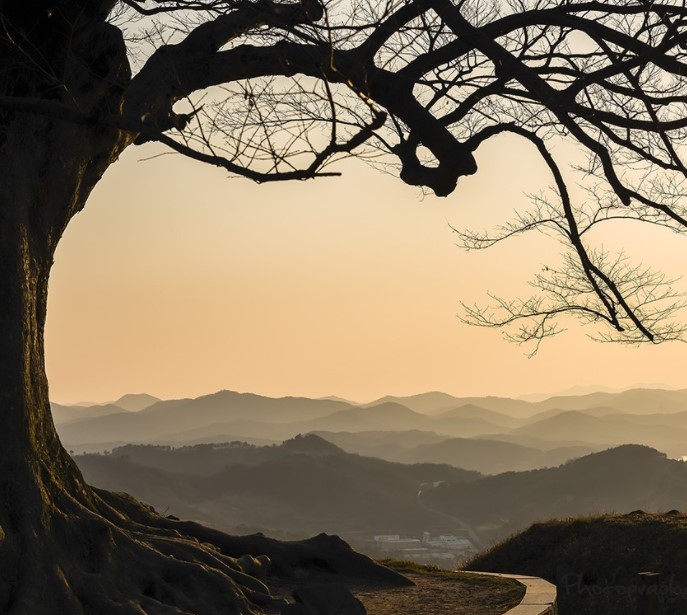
left=55, top=388, right=687, bottom=575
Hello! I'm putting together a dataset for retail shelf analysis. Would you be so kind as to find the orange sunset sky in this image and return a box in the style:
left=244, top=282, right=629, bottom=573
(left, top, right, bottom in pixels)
left=45, top=134, right=687, bottom=404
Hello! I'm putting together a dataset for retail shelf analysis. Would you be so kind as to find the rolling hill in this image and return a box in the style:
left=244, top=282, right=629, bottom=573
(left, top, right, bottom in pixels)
left=394, top=437, right=593, bottom=474
left=363, top=392, right=467, bottom=414
left=529, top=387, right=687, bottom=415
left=312, top=431, right=593, bottom=474
left=50, top=402, right=129, bottom=424
left=75, top=435, right=480, bottom=540
left=510, top=411, right=687, bottom=456
left=311, top=430, right=449, bottom=460
left=432, top=404, right=522, bottom=428
left=422, top=445, right=687, bottom=542
left=140, top=390, right=354, bottom=424
left=466, top=511, right=687, bottom=615
left=112, top=393, right=161, bottom=411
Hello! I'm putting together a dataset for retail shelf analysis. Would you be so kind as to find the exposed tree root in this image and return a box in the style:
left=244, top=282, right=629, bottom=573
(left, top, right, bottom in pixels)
left=0, top=478, right=408, bottom=615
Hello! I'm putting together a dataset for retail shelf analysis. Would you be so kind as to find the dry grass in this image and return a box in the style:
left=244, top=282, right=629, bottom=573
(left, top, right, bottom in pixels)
left=350, top=560, right=525, bottom=615
left=465, top=511, right=687, bottom=615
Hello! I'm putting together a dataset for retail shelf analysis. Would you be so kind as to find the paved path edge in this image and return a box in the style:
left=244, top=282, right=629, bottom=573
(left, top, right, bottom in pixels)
left=462, top=571, right=558, bottom=615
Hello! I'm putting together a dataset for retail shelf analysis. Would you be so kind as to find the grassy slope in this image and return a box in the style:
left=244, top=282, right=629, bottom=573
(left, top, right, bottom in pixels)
left=465, top=512, right=687, bottom=615
left=355, top=560, right=525, bottom=615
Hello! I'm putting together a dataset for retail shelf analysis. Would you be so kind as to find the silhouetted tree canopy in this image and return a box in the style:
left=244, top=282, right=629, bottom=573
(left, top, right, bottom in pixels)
left=2, top=1, right=687, bottom=612
left=5, top=0, right=687, bottom=346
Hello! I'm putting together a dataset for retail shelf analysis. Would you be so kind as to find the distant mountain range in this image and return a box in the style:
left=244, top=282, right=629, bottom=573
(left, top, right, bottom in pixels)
left=58, top=386, right=687, bottom=606
left=75, top=440, right=687, bottom=556
left=54, top=387, right=687, bottom=465
left=311, top=431, right=594, bottom=475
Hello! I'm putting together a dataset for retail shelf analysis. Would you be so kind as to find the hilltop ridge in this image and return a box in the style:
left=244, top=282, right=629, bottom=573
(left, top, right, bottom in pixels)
left=466, top=511, right=687, bottom=615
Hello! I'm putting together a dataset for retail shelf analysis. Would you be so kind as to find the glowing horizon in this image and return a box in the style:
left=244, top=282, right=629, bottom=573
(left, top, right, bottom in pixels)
left=45, top=135, right=687, bottom=406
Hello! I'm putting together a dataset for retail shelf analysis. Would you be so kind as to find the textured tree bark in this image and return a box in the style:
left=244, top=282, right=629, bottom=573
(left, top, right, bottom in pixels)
left=0, top=102, right=130, bottom=611
left=0, top=4, right=282, bottom=605
left=0, top=0, right=133, bottom=499
left=0, top=7, right=409, bottom=613
left=0, top=25, right=130, bottom=484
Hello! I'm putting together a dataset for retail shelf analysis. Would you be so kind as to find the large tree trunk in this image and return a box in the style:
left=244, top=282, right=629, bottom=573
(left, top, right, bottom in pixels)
left=0, top=23, right=130, bottom=498
left=0, top=124, right=407, bottom=615
left=0, top=9, right=408, bottom=614
left=0, top=210, right=99, bottom=611
left=0, top=118, right=103, bottom=494
left=0, top=97, right=138, bottom=611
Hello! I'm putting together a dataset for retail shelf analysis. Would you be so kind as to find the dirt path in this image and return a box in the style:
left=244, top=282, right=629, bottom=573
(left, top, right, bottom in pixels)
left=352, top=571, right=525, bottom=615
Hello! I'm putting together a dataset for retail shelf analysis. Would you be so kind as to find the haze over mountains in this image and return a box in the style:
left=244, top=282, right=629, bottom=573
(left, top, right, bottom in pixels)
left=57, top=386, right=687, bottom=572
left=54, top=387, right=687, bottom=464
left=425, top=445, right=687, bottom=537
left=74, top=439, right=687, bottom=558
left=77, top=435, right=479, bottom=540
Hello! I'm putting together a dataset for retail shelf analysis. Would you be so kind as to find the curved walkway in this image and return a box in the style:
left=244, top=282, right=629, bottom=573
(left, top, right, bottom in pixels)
left=464, top=571, right=558, bottom=615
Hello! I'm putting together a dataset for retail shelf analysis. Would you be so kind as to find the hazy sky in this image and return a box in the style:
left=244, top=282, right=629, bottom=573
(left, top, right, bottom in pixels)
left=45, top=134, right=687, bottom=404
